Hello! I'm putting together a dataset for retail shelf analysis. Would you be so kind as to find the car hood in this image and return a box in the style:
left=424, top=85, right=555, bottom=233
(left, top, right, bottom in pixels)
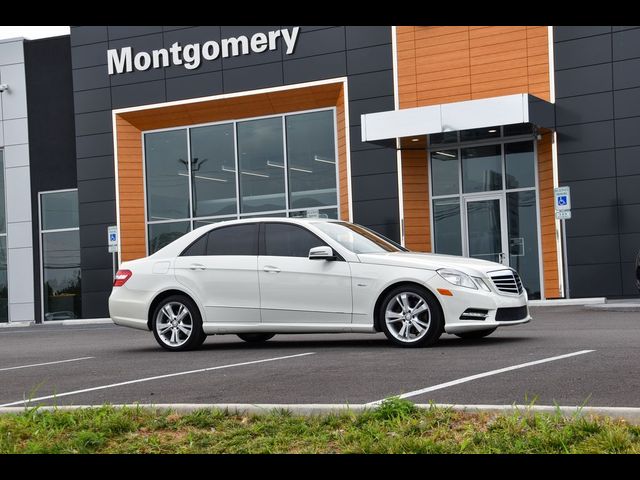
left=356, top=251, right=509, bottom=276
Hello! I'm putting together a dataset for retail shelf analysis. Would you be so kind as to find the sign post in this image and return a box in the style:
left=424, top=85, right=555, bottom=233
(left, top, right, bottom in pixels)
left=554, top=187, right=571, bottom=299
left=108, top=226, right=118, bottom=279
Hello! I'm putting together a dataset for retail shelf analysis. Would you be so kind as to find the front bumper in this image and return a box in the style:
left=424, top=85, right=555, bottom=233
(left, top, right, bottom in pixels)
left=429, top=275, right=531, bottom=334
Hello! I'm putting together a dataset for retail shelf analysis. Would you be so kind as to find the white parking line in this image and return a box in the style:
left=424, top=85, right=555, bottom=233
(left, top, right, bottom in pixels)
left=0, top=357, right=95, bottom=372
left=366, top=350, right=595, bottom=406
left=0, top=352, right=316, bottom=408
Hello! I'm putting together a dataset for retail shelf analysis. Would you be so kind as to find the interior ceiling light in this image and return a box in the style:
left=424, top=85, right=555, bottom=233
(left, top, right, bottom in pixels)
left=435, top=151, right=456, bottom=158
left=488, top=129, right=497, bottom=133
left=411, top=138, right=420, bottom=142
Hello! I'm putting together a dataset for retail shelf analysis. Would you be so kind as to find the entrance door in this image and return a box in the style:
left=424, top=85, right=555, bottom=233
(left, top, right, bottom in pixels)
left=464, top=195, right=508, bottom=265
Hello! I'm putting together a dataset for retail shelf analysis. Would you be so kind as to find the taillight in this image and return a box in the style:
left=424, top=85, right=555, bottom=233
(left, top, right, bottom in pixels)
left=113, top=269, right=132, bottom=287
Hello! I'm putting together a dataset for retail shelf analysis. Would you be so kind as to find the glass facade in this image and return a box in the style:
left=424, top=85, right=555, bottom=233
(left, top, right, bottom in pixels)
left=144, top=109, right=339, bottom=254
left=430, top=125, right=542, bottom=299
left=0, top=150, right=6, bottom=322
left=41, top=190, right=81, bottom=321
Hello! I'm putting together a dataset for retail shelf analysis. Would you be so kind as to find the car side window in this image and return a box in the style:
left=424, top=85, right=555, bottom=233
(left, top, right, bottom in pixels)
left=263, top=223, right=328, bottom=258
left=206, top=223, right=258, bottom=256
left=180, top=233, right=208, bottom=256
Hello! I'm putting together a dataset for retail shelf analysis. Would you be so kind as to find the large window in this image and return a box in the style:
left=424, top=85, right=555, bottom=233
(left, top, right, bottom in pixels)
left=0, top=150, right=7, bottom=322
left=144, top=109, right=339, bottom=254
left=40, top=190, right=81, bottom=321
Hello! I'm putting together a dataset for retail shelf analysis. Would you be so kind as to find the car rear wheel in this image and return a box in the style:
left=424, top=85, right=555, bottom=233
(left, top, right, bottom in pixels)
left=454, top=328, right=498, bottom=339
left=379, top=285, right=443, bottom=348
left=152, top=295, right=206, bottom=351
left=237, top=333, right=276, bottom=343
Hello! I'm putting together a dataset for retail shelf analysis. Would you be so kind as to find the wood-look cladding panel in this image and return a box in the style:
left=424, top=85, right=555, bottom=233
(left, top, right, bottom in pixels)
left=115, top=82, right=350, bottom=261
left=401, top=148, right=430, bottom=252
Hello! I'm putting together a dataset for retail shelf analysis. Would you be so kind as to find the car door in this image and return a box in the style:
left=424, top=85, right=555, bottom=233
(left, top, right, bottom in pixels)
left=258, top=222, right=352, bottom=325
left=173, top=223, right=260, bottom=324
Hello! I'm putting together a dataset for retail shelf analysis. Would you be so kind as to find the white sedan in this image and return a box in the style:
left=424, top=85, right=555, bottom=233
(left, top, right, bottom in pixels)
left=109, top=218, right=530, bottom=351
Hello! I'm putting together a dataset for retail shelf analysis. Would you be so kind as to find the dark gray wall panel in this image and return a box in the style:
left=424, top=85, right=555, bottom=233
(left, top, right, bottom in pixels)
left=81, top=291, right=111, bottom=317
left=78, top=201, right=116, bottom=226
left=614, top=87, right=640, bottom=118
left=71, top=42, right=108, bottom=69
left=81, top=246, right=115, bottom=270
left=352, top=198, right=399, bottom=226
left=163, top=26, right=222, bottom=78
left=554, top=26, right=611, bottom=42
left=620, top=233, right=640, bottom=262
left=78, top=178, right=116, bottom=204
left=110, top=80, right=166, bottom=109
left=108, top=26, right=163, bottom=40
left=617, top=174, right=640, bottom=205
left=346, top=44, right=393, bottom=75
left=613, top=28, right=640, bottom=61
left=365, top=223, right=400, bottom=241
left=81, top=268, right=115, bottom=293
left=348, top=70, right=394, bottom=101
left=621, top=262, right=640, bottom=296
left=556, top=121, right=614, bottom=154
left=74, top=88, right=111, bottom=114
left=349, top=126, right=387, bottom=152
left=612, top=26, right=640, bottom=32
left=555, top=92, right=613, bottom=126
left=283, top=26, right=334, bottom=33
left=613, top=58, right=640, bottom=90
left=222, top=62, right=283, bottom=93
left=618, top=204, right=640, bottom=233
left=75, top=110, right=112, bottom=136
left=72, top=65, right=110, bottom=91
left=349, top=96, right=395, bottom=127
left=80, top=224, right=114, bottom=248
left=564, top=178, right=617, bottom=209
left=350, top=148, right=399, bottom=176
left=616, top=146, right=640, bottom=175
left=283, top=52, right=346, bottom=85
left=287, top=27, right=345, bottom=59
left=558, top=149, right=615, bottom=182
left=565, top=206, right=619, bottom=237
left=70, top=26, right=108, bottom=46
left=166, top=71, right=223, bottom=102
left=163, top=26, right=194, bottom=32
left=554, top=34, right=612, bottom=70
left=77, top=156, right=114, bottom=182
left=108, top=34, right=165, bottom=86
left=614, top=117, right=640, bottom=147
left=351, top=173, right=399, bottom=202
left=222, top=26, right=284, bottom=70
left=566, top=234, right=621, bottom=265
left=554, top=64, right=612, bottom=98
left=568, top=263, right=622, bottom=297
left=76, top=132, right=113, bottom=159
left=346, top=26, right=391, bottom=50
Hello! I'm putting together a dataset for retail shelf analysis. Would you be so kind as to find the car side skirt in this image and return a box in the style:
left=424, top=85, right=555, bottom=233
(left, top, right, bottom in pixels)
left=201, top=323, right=377, bottom=334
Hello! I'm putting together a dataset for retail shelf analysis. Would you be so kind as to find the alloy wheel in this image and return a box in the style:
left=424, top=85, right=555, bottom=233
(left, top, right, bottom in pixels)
left=155, top=301, right=193, bottom=348
left=384, top=292, right=431, bottom=343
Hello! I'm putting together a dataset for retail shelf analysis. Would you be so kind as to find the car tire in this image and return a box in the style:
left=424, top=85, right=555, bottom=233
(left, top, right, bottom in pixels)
left=152, top=295, right=206, bottom=351
left=237, top=333, right=276, bottom=343
left=454, top=328, right=498, bottom=340
left=378, top=285, right=443, bottom=348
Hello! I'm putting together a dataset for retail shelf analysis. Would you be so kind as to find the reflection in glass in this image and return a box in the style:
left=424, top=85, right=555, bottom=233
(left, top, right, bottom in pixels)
left=145, top=130, right=189, bottom=221
left=240, top=211, right=286, bottom=219
left=41, top=190, right=79, bottom=230
left=0, top=150, right=5, bottom=234
left=43, top=231, right=81, bottom=321
left=504, top=123, right=534, bottom=137
left=190, top=124, right=237, bottom=217
left=462, top=145, right=502, bottom=193
left=193, top=216, right=236, bottom=228
left=429, top=131, right=458, bottom=145
left=433, top=198, right=462, bottom=255
left=460, top=126, right=501, bottom=142
left=0, top=237, right=7, bottom=323
left=466, top=199, right=502, bottom=264
left=148, top=221, right=190, bottom=254
left=286, top=111, right=337, bottom=209
left=288, top=208, right=338, bottom=219
left=431, top=150, right=459, bottom=196
left=237, top=118, right=285, bottom=213
left=505, top=141, right=535, bottom=189
left=507, top=191, right=541, bottom=299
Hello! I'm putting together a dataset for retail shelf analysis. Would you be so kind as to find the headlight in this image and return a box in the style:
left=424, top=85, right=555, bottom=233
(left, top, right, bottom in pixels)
left=472, top=277, right=491, bottom=292
left=437, top=268, right=477, bottom=289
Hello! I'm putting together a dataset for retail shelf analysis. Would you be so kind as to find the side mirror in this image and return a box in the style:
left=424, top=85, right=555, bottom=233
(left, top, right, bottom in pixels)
left=309, top=246, right=336, bottom=261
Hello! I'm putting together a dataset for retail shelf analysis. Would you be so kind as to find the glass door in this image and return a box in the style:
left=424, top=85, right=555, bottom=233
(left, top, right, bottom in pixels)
left=463, top=195, right=508, bottom=265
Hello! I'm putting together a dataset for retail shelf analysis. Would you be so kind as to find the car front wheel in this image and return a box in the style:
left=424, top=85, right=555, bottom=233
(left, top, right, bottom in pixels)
left=379, top=285, right=443, bottom=348
left=152, top=295, right=206, bottom=351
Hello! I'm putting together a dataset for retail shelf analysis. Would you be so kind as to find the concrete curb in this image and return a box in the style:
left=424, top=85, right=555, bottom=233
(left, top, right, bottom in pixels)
left=528, top=298, right=606, bottom=307
left=584, top=304, right=640, bottom=312
left=1, top=403, right=639, bottom=424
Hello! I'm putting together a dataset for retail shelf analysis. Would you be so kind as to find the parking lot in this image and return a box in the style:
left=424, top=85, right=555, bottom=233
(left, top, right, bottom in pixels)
left=1, top=305, right=639, bottom=409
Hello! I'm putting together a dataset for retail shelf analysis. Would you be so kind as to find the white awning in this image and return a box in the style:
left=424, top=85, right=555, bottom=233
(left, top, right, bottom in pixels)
left=360, top=94, right=555, bottom=142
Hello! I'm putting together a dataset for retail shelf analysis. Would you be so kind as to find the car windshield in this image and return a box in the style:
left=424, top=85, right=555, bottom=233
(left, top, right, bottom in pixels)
left=312, top=221, right=407, bottom=254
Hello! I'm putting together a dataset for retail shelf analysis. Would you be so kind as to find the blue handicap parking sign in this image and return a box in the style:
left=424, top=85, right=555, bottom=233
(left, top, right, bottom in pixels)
left=557, top=195, right=567, bottom=206
left=109, top=233, right=117, bottom=242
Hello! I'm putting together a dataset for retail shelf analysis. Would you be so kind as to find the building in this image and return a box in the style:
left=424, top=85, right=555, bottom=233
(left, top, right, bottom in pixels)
left=0, top=26, right=638, bottom=324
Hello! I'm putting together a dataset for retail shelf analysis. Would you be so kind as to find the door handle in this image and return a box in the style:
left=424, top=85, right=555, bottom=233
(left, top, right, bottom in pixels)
left=189, top=263, right=206, bottom=271
left=263, top=265, right=281, bottom=274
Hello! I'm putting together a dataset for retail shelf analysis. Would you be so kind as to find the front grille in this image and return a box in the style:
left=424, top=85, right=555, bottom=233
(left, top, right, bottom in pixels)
left=489, top=270, right=524, bottom=295
left=495, top=305, right=528, bottom=322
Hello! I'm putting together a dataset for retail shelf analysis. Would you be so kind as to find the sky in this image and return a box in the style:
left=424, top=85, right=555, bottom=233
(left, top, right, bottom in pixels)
left=0, top=26, right=70, bottom=41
